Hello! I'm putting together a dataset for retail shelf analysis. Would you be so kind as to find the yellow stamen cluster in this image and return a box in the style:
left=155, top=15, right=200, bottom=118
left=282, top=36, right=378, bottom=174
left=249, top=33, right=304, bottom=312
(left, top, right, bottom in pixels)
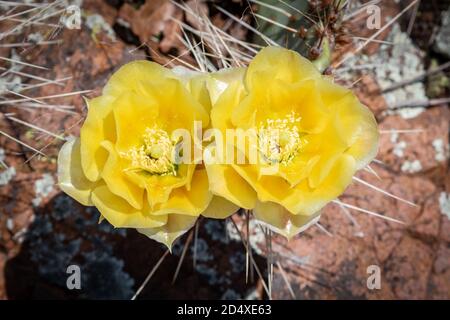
left=125, top=127, right=177, bottom=176
left=257, top=111, right=304, bottom=165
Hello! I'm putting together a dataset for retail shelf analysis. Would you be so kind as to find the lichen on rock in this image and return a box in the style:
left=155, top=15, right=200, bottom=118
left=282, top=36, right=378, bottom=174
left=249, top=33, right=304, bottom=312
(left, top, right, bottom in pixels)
left=439, top=192, right=450, bottom=220
left=434, top=8, right=450, bottom=58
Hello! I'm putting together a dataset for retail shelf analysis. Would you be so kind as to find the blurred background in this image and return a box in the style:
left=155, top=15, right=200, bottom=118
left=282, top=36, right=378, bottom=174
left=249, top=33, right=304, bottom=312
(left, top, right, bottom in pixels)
left=0, top=0, right=449, bottom=300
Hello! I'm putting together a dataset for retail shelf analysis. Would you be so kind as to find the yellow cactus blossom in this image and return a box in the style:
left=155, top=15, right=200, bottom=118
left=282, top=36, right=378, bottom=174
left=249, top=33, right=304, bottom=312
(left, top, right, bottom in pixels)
left=207, top=47, right=379, bottom=238
left=57, top=61, right=238, bottom=248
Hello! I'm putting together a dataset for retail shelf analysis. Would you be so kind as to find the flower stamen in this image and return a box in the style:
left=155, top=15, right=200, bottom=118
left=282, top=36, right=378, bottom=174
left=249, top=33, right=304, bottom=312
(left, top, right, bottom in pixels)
left=123, top=127, right=178, bottom=176
left=257, top=111, right=305, bottom=165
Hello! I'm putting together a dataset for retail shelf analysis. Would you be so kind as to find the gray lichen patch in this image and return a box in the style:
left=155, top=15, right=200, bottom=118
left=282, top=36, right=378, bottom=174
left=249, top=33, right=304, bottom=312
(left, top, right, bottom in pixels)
left=0, top=148, right=5, bottom=164
left=221, top=288, right=241, bottom=300
left=81, top=251, right=134, bottom=299
left=341, top=23, right=428, bottom=119
left=204, top=219, right=229, bottom=244
left=0, top=75, right=22, bottom=95
left=85, top=14, right=116, bottom=41
left=432, top=139, right=448, bottom=162
left=0, top=167, right=16, bottom=186
left=372, top=24, right=427, bottom=119
left=0, top=49, right=25, bottom=97
left=191, top=238, right=213, bottom=263
left=32, top=174, right=55, bottom=207
left=229, top=250, right=245, bottom=274
left=27, top=32, right=44, bottom=44
left=401, top=160, right=422, bottom=173
left=434, top=8, right=450, bottom=58
left=439, top=192, right=450, bottom=220
left=391, top=132, right=407, bottom=158
left=225, top=218, right=266, bottom=255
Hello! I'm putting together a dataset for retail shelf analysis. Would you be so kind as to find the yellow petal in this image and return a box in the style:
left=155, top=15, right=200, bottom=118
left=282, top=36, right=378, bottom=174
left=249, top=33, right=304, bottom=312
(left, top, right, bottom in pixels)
left=229, top=88, right=258, bottom=130
left=234, top=154, right=355, bottom=217
left=316, top=83, right=379, bottom=169
left=201, top=196, right=240, bottom=219
left=232, top=163, right=297, bottom=204
left=79, top=62, right=188, bottom=182
left=151, top=169, right=212, bottom=216
left=245, top=46, right=320, bottom=92
left=57, top=137, right=97, bottom=205
left=317, top=77, right=353, bottom=108
left=181, top=72, right=213, bottom=113
left=190, top=76, right=213, bottom=113
left=112, top=91, right=160, bottom=153
left=171, top=66, right=245, bottom=114
left=254, top=79, right=329, bottom=134
left=136, top=78, right=210, bottom=132
left=253, top=201, right=320, bottom=239
left=103, top=60, right=173, bottom=97
left=169, top=66, right=219, bottom=118
left=80, top=95, right=116, bottom=182
left=91, top=185, right=168, bottom=228
left=205, top=163, right=257, bottom=209
left=125, top=164, right=195, bottom=207
left=308, top=153, right=341, bottom=189
left=305, top=112, right=351, bottom=188
left=100, top=140, right=144, bottom=210
left=208, top=67, right=246, bottom=105
left=336, top=100, right=379, bottom=169
left=211, top=80, right=246, bottom=131
left=277, top=154, right=315, bottom=187
left=284, top=154, right=356, bottom=215
left=290, top=80, right=329, bottom=134
left=137, top=214, right=197, bottom=249
left=231, top=79, right=330, bottom=134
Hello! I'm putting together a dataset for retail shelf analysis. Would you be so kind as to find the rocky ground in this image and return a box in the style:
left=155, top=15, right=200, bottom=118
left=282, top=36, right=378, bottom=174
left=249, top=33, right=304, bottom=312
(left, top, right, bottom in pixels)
left=0, top=0, right=449, bottom=299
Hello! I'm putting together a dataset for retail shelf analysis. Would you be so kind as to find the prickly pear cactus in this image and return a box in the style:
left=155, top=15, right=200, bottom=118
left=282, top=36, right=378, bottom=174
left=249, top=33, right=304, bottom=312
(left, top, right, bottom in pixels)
left=254, top=0, right=347, bottom=72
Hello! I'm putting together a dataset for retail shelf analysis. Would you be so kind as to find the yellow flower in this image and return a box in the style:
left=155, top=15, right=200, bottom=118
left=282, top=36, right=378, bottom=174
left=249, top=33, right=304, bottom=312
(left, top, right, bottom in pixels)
left=58, top=61, right=238, bottom=248
left=207, top=47, right=379, bottom=238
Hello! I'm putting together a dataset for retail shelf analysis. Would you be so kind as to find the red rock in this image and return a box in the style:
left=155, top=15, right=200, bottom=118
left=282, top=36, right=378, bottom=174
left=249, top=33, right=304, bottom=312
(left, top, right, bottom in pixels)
left=383, top=235, right=433, bottom=299
left=0, top=252, right=6, bottom=300
left=379, top=107, right=450, bottom=173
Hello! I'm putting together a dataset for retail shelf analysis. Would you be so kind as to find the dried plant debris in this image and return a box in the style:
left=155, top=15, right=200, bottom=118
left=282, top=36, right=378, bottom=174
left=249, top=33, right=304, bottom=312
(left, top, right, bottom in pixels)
left=0, top=0, right=79, bottom=160
left=118, top=0, right=184, bottom=63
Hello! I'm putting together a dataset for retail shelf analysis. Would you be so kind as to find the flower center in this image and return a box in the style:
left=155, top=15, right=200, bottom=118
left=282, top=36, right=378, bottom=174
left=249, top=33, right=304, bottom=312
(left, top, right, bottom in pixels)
left=257, top=112, right=305, bottom=165
left=124, top=127, right=178, bottom=176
